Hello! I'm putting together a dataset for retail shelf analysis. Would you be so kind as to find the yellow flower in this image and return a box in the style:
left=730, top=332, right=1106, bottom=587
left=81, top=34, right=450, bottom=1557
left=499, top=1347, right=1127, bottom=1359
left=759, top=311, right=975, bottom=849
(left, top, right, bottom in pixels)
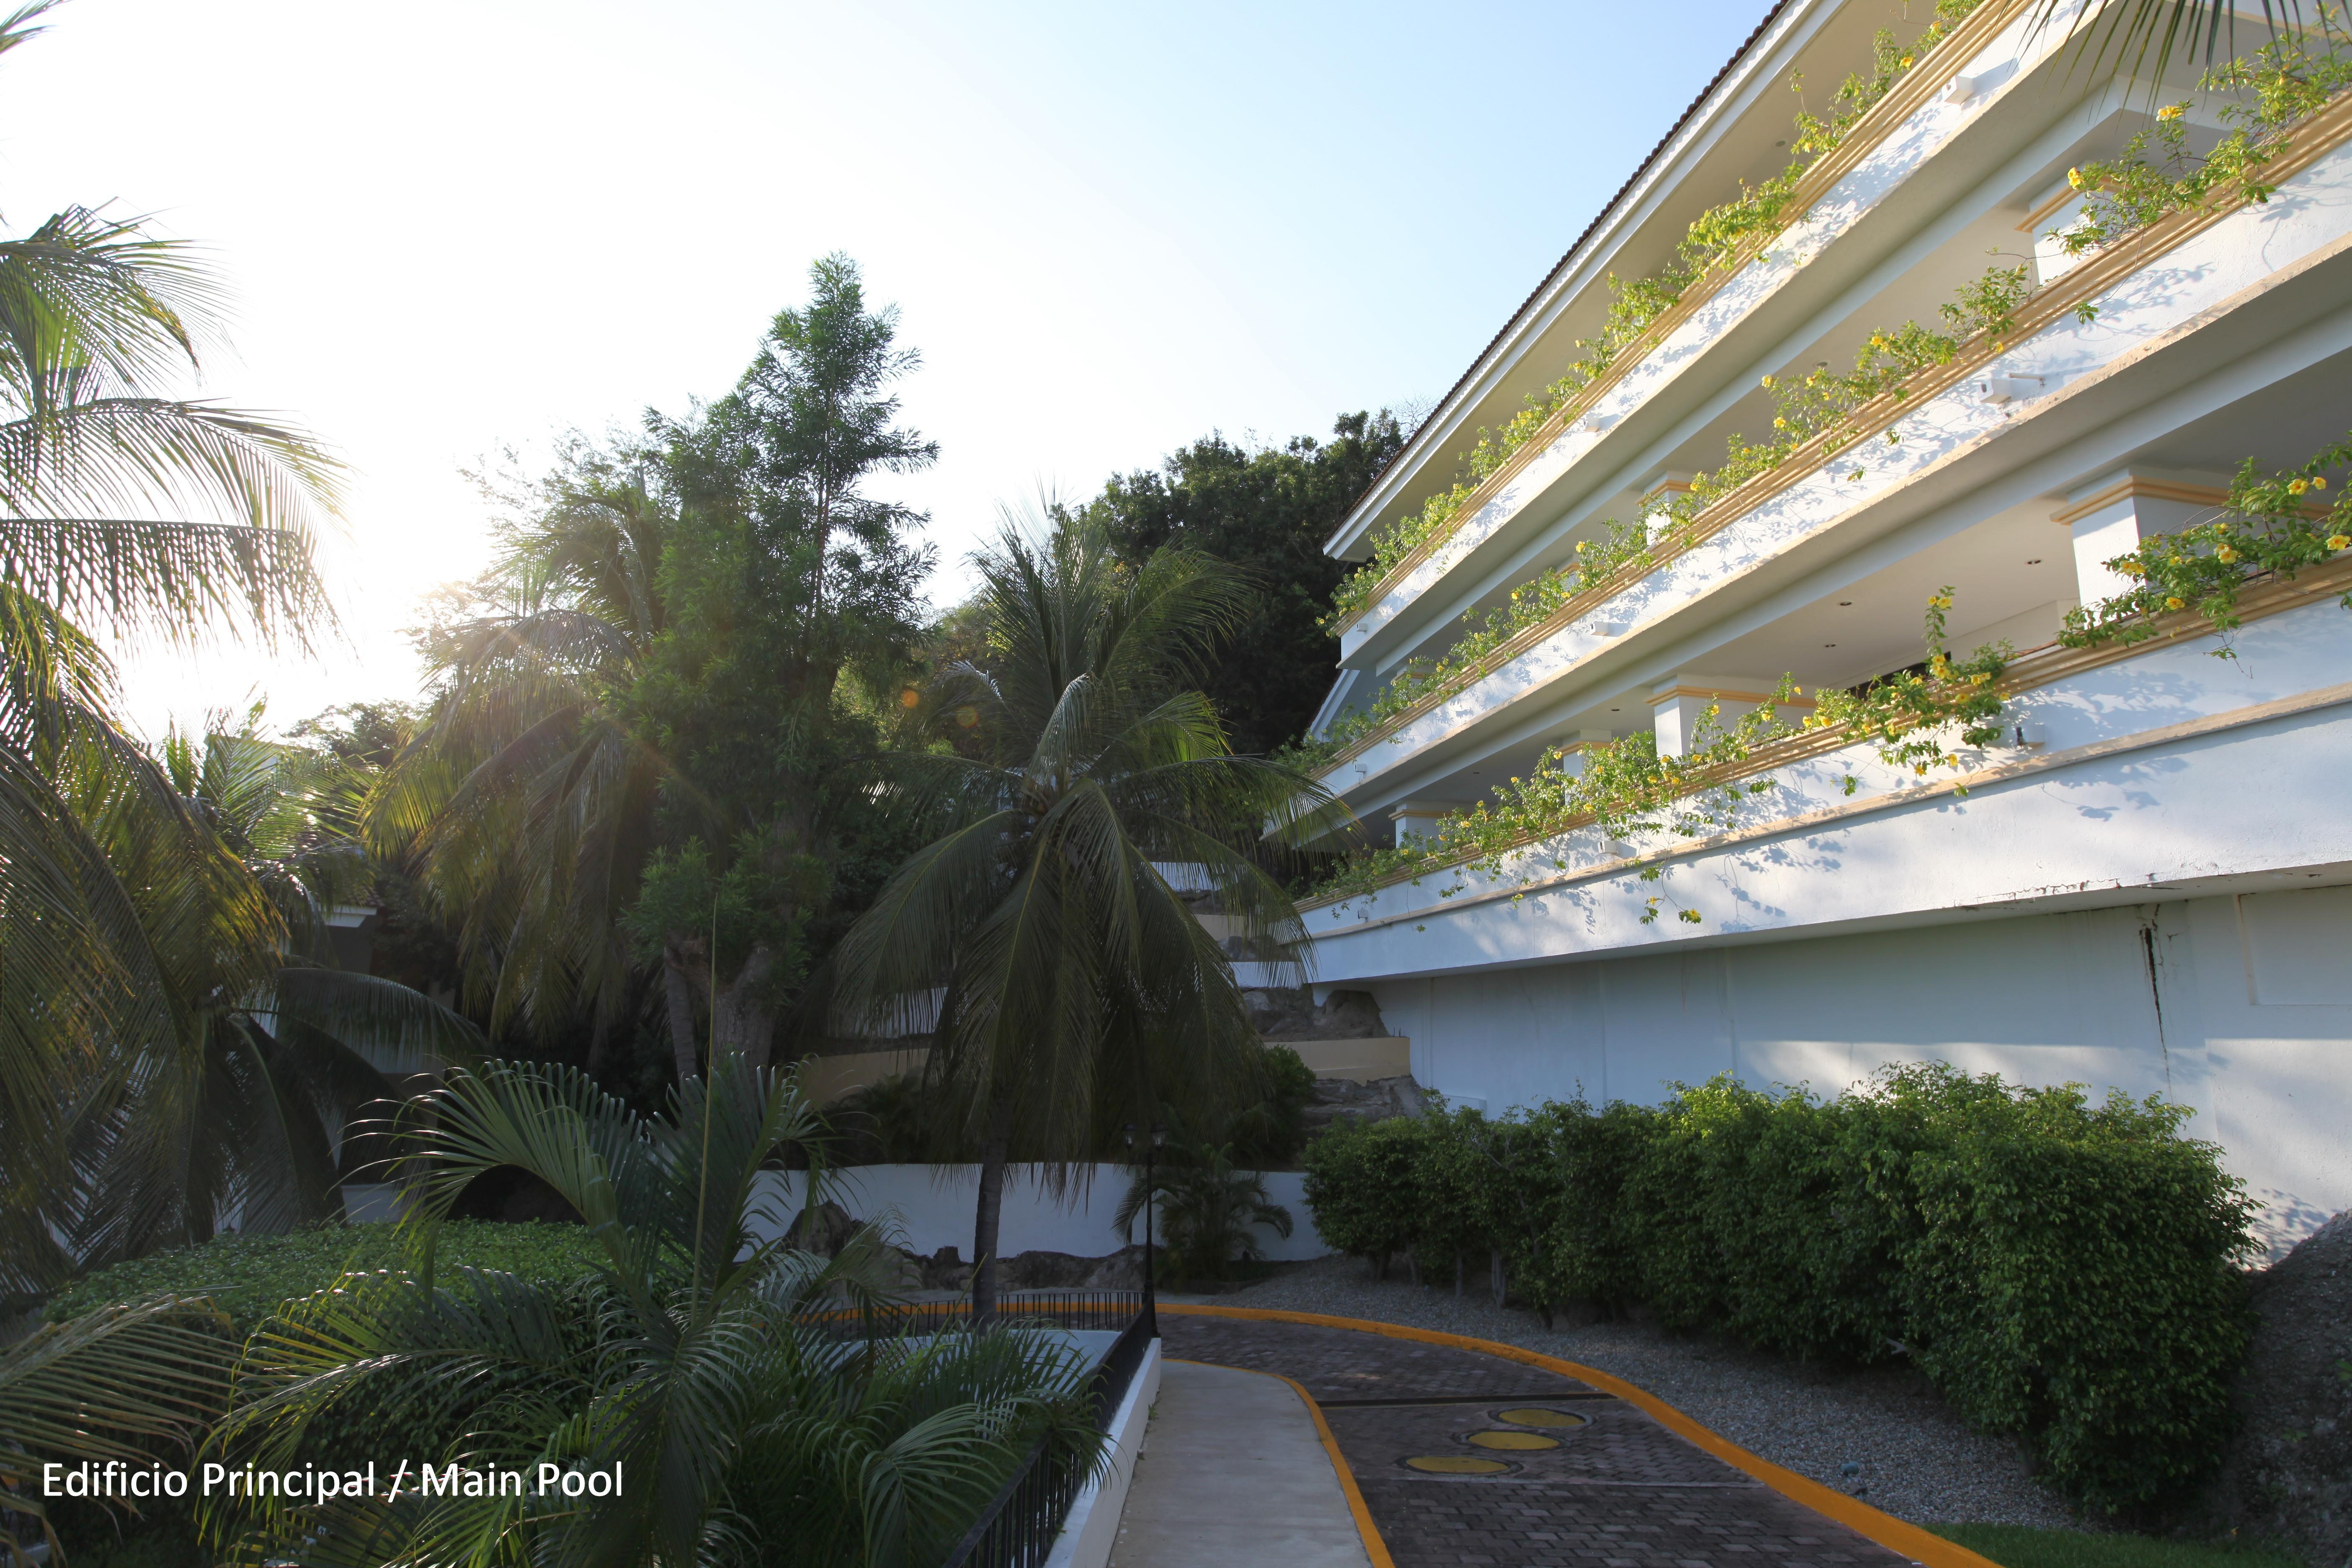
left=1774, top=417, right=1789, bottom=430
left=2165, top=596, right=2186, bottom=609
left=1900, top=54, right=1915, bottom=67
left=2329, top=534, right=2351, bottom=550
left=2313, top=476, right=2327, bottom=489
left=2068, top=167, right=2085, bottom=189
left=2215, top=545, right=2237, bottom=563
left=1914, top=763, right=1928, bottom=775
left=1970, top=672, right=1990, bottom=685
left=1871, top=333, right=1888, bottom=349
left=2117, top=560, right=2146, bottom=577
left=2289, top=477, right=2309, bottom=495
left=1760, top=374, right=1775, bottom=389
left=2158, top=103, right=2184, bottom=120
left=1945, top=754, right=1960, bottom=768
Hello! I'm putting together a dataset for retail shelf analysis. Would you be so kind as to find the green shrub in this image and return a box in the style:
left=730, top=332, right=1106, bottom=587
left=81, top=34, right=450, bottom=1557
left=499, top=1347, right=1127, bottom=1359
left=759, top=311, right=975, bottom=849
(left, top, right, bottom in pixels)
left=1301, top=1115, right=1427, bottom=1278
left=1299, top=1066, right=2255, bottom=1514
left=1230, top=1044, right=1318, bottom=1167
left=46, top=1221, right=608, bottom=1330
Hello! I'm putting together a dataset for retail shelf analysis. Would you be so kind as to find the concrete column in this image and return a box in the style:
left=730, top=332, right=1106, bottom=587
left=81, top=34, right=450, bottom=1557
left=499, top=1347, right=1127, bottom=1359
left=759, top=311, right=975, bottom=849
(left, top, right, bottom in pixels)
left=1553, top=729, right=1615, bottom=779
left=1649, top=676, right=1809, bottom=758
left=1388, top=799, right=1460, bottom=847
left=2053, top=469, right=2233, bottom=610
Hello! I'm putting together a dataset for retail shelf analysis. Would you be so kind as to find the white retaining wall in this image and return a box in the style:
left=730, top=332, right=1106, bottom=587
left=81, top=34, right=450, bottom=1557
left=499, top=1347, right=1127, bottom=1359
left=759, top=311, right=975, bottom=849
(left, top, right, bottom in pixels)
left=754, top=1164, right=1331, bottom=1263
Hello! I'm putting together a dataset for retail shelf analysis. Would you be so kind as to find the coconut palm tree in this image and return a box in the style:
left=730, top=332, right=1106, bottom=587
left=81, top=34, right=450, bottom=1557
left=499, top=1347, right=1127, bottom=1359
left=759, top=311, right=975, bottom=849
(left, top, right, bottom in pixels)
left=370, top=436, right=677, bottom=1068
left=0, top=1, right=358, bottom=1291
left=209, top=1055, right=1103, bottom=1568
left=827, top=512, right=1334, bottom=1323
left=57, top=716, right=483, bottom=1266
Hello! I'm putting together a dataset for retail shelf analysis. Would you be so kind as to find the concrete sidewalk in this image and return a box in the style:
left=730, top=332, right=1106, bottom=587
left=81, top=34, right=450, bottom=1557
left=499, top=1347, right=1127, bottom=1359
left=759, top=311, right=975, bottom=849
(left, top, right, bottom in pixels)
left=1107, top=1358, right=1373, bottom=1568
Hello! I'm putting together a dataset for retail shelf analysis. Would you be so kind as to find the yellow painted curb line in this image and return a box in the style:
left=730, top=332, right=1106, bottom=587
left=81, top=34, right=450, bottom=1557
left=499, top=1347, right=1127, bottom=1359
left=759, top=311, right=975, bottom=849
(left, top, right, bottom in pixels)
left=1161, top=1304, right=1999, bottom=1568
left=1169, top=1357, right=1397, bottom=1568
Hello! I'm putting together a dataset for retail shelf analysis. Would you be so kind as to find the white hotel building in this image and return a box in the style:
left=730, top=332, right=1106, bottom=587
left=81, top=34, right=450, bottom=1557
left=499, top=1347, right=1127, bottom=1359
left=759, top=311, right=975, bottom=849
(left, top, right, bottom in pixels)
left=1299, top=0, right=2352, bottom=1247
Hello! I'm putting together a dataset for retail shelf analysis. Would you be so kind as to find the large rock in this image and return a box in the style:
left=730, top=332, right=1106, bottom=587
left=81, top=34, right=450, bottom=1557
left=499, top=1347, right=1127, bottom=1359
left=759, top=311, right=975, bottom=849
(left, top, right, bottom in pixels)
left=2197, top=1209, right=2351, bottom=1564
left=1302, top=1073, right=1425, bottom=1135
left=1244, top=986, right=1387, bottom=1041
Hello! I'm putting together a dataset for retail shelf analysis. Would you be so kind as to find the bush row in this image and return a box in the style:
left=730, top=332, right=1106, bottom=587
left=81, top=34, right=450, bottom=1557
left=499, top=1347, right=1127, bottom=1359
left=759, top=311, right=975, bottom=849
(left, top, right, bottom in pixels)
left=1301, top=1065, right=2256, bottom=1515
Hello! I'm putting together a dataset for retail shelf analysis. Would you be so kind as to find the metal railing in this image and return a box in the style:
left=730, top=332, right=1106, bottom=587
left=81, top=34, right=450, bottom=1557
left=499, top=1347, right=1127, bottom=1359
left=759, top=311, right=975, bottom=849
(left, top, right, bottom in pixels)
left=938, top=1303, right=1154, bottom=1568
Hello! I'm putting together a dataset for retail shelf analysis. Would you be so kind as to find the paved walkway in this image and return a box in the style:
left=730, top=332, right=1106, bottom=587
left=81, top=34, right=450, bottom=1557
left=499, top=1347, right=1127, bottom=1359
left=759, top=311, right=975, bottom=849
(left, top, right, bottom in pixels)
left=1155, top=1314, right=1916, bottom=1568
left=1107, top=1358, right=1374, bottom=1568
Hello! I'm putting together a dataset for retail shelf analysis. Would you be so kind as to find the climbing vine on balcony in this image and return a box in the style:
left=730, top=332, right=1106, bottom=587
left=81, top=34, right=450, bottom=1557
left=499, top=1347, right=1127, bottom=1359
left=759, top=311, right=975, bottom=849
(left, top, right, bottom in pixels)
left=1313, top=591, right=2014, bottom=909
left=2058, top=26, right=2352, bottom=257
left=1297, top=264, right=2033, bottom=768
left=2062, top=441, right=2352, bottom=653
left=1326, top=0, right=1993, bottom=628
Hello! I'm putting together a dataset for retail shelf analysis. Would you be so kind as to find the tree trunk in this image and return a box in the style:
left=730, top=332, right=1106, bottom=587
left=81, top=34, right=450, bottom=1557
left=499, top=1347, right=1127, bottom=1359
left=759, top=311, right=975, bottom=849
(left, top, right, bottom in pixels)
left=712, top=940, right=781, bottom=1066
left=661, top=942, right=702, bottom=1083
left=1490, top=1246, right=1506, bottom=1308
left=1455, top=1248, right=1465, bottom=1298
left=970, top=1087, right=1016, bottom=1331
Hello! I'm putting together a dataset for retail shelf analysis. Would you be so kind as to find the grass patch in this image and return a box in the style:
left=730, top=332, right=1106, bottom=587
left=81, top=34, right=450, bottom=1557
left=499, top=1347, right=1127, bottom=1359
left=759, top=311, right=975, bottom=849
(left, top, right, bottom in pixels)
left=1929, top=1524, right=2306, bottom=1568
left=46, top=1220, right=609, bottom=1328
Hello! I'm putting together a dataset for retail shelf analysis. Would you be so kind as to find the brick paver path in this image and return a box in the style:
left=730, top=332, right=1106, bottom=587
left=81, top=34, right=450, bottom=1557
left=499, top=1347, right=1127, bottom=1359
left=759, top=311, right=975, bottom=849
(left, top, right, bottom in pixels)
left=1159, top=1315, right=1913, bottom=1568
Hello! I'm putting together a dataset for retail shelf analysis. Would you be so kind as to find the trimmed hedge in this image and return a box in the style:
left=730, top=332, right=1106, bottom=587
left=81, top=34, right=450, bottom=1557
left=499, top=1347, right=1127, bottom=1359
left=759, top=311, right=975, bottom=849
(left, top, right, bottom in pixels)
left=1301, top=1065, right=2256, bottom=1514
left=46, top=1220, right=607, bottom=1329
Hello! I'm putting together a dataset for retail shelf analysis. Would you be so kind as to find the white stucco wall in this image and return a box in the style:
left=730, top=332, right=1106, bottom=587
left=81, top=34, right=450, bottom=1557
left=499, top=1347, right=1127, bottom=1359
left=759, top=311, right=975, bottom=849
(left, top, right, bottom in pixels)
left=1378, top=887, right=2352, bottom=1254
left=756, top=1164, right=1330, bottom=1263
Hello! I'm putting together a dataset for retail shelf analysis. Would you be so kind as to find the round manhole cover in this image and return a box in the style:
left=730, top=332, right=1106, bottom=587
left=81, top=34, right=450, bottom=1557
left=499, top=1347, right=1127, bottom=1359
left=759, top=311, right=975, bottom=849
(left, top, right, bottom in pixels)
left=1403, top=1455, right=1512, bottom=1475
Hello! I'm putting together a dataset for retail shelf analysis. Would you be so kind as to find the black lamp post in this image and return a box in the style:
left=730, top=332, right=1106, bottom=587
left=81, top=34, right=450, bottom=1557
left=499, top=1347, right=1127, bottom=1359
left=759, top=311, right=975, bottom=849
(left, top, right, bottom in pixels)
left=1124, top=1122, right=1165, bottom=1338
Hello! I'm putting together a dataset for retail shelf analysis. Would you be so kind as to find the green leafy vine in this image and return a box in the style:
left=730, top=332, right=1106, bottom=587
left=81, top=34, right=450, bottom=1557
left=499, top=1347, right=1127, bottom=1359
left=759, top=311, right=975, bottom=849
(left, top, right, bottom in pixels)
left=2062, top=443, right=2352, bottom=653
left=1313, top=590, right=2012, bottom=908
left=1299, top=264, right=2032, bottom=769
left=1326, top=0, right=1993, bottom=628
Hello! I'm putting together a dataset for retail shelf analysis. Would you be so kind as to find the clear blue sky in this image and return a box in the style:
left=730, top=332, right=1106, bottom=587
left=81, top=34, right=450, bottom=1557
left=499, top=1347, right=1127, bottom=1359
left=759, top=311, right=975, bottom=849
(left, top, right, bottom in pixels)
left=1, top=0, right=1769, bottom=734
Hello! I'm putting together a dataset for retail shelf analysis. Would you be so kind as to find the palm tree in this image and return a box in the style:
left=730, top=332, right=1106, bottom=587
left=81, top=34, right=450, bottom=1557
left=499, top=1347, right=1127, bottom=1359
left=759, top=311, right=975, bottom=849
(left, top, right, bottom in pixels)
left=209, top=1055, right=1103, bottom=1568
left=0, top=1, right=361, bottom=1291
left=57, top=716, right=482, bottom=1266
left=0, top=1295, right=236, bottom=1562
left=2040, top=0, right=2327, bottom=89
left=1114, top=1130, right=1293, bottom=1285
left=828, top=512, right=1335, bottom=1323
left=370, top=436, right=677, bottom=1070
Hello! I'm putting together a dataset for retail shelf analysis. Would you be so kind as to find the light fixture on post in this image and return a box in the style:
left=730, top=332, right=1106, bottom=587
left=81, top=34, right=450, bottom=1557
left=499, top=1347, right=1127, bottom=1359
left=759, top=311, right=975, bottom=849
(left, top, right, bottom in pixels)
left=1124, top=1122, right=1164, bottom=1339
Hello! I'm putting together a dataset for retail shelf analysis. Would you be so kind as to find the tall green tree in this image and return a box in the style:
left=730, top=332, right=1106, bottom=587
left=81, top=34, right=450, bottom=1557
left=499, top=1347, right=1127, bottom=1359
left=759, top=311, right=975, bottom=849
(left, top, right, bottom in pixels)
left=830, top=513, right=1331, bottom=1322
left=1078, top=411, right=1406, bottom=754
left=372, top=434, right=677, bottom=1070
left=630, top=253, right=936, bottom=1065
left=382, top=255, right=936, bottom=1083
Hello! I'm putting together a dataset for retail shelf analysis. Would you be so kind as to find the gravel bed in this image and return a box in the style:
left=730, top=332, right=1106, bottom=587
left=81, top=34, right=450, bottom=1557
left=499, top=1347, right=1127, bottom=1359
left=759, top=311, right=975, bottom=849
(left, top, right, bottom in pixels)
left=1165, top=1255, right=2089, bottom=1531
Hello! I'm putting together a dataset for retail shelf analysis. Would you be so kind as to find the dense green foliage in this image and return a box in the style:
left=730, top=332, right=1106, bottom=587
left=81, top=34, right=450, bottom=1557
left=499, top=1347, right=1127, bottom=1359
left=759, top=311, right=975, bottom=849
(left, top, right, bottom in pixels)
left=1303, top=1068, right=2255, bottom=1514
left=44, top=1220, right=608, bottom=1329
left=201, top=1057, right=1101, bottom=1568
left=828, top=514, right=1328, bottom=1318
left=1081, top=413, right=1408, bottom=753
left=376, top=255, right=941, bottom=1088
